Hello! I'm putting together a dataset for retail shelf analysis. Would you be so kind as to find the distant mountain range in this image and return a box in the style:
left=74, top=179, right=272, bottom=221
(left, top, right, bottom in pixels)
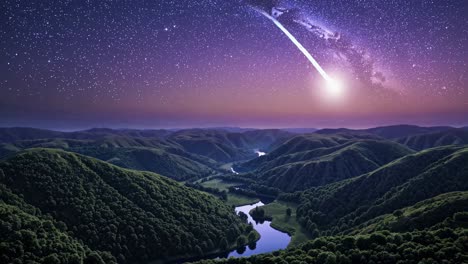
left=1, top=125, right=468, bottom=182
left=315, top=124, right=454, bottom=139
left=397, top=128, right=468, bottom=150
left=0, top=127, right=294, bottom=180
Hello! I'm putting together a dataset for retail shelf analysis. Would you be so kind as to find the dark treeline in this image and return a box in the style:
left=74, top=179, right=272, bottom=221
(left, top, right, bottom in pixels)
left=194, top=228, right=468, bottom=264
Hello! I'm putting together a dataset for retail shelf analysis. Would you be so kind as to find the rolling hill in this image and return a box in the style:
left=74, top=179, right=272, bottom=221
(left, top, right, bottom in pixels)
left=0, top=127, right=294, bottom=164
left=397, top=128, right=468, bottom=150
left=235, top=133, right=412, bottom=192
left=353, top=191, right=468, bottom=234
left=364, top=124, right=453, bottom=139
left=0, top=127, right=171, bottom=143
left=241, top=132, right=382, bottom=167
left=0, top=137, right=217, bottom=181
left=0, top=149, right=251, bottom=263
left=194, top=145, right=468, bottom=264
left=167, top=129, right=293, bottom=162
left=294, top=145, right=468, bottom=232
left=315, top=125, right=453, bottom=139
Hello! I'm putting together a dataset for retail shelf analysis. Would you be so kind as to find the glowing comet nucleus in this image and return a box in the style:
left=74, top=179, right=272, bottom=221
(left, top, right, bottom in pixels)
left=258, top=10, right=343, bottom=96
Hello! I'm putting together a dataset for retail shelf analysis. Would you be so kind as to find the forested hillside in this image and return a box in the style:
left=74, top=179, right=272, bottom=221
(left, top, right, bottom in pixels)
left=235, top=135, right=412, bottom=191
left=353, top=191, right=468, bottom=234
left=0, top=149, right=251, bottom=263
left=315, top=125, right=453, bottom=139
left=1, top=127, right=467, bottom=264
left=195, top=227, right=468, bottom=264
left=194, top=145, right=468, bottom=264
left=167, top=129, right=292, bottom=162
left=0, top=183, right=115, bottom=264
left=0, top=137, right=217, bottom=181
left=0, top=127, right=171, bottom=143
left=397, top=128, right=468, bottom=150
left=0, top=127, right=294, bottom=179
left=288, top=145, right=468, bottom=234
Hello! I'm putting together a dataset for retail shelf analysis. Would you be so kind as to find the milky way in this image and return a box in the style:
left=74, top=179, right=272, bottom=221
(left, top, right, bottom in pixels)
left=0, top=0, right=467, bottom=129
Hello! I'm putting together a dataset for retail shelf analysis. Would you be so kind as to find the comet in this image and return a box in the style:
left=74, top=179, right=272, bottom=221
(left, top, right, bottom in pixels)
left=258, top=11, right=333, bottom=83
left=247, top=1, right=343, bottom=96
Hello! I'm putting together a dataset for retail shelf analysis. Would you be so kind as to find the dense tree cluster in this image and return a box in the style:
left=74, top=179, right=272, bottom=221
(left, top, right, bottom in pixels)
left=0, top=184, right=114, bottom=264
left=0, top=137, right=216, bottom=181
left=235, top=135, right=413, bottom=192
left=194, top=228, right=468, bottom=264
left=0, top=149, right=251, bottom=263
left=186, top=182, right=228, bottom=200
left=295, top=146, right=468, bottom=234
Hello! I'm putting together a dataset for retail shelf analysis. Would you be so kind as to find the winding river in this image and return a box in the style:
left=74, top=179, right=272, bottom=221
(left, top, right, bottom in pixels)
left=172, top=201, right=291, bottom=263
left=225, top=201, right=291, bottom=257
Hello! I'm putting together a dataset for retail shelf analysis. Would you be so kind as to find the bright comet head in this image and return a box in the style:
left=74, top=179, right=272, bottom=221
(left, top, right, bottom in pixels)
left=326, top=78, right=344, bottom=99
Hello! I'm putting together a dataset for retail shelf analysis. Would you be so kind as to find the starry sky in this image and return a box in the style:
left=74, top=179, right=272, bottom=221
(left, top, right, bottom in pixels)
left=1, top=0, right=467, bottom=129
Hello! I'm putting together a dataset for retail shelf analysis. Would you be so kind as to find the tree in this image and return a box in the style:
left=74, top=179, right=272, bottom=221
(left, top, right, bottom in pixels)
left=194, top=245, right=203, bottom=256
left=43, top=254, right=60, bottom=264
left=84, top=252, right=105, bottom=264
left=356, top=236, right=370, bottom=250
left=247, top=232, right=256, bottom=243
left=317, top=252, right=337, bottom=264
left=219, top=238, right=228, bottom=250
left=393, top=209, right=403, bottom=218
left=238, top=211, right=248, bottom=223
left=251, top=207, right=265, bottom=220
left=246, top=223, right=253, bottom=233
left=236, top=235, right=247, bottom=248
left=286, top=208, right=292, bottom=217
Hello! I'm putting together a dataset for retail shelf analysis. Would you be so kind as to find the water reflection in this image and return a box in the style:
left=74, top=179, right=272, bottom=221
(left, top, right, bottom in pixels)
left=226, top=201, right=291, bottom=258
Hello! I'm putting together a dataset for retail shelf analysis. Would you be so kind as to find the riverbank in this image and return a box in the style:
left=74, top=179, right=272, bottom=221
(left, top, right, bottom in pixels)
left=151, top=229, right=261, bottom=264
left=199, top=178, right=259, bottom=206
left=252, top=200, right=312, bottom=247
left=227, top=201, right=290, bottom=258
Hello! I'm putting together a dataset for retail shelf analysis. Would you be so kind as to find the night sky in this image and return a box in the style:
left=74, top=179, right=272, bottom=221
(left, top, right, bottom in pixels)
left=1, top=0, right=467, bottom=129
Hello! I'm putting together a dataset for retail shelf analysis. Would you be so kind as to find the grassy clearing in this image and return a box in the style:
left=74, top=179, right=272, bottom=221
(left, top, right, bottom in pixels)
left=199, top=178, right=258, bottom=206
left=260, top=200, right=312, bottom=247
left=200, top=178, right=239, bottom=191
left=226, top=193, right=259, bottom=206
